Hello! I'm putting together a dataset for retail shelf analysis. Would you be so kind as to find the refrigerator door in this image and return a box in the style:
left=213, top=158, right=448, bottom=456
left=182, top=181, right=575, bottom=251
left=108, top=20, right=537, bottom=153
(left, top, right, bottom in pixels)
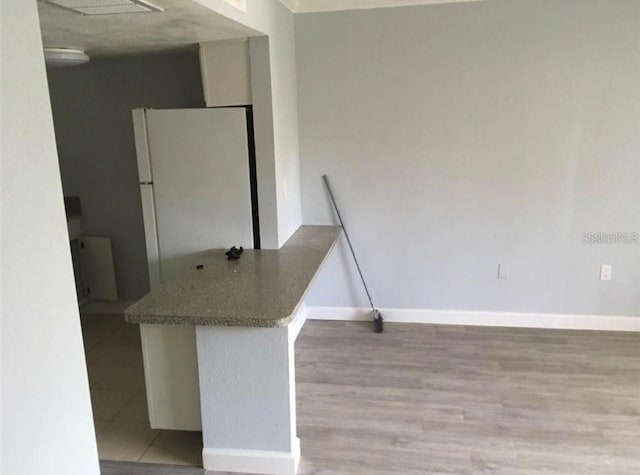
left=146, top=107, right=254, bottom=283
left=132, top=108, right=152, bottom=183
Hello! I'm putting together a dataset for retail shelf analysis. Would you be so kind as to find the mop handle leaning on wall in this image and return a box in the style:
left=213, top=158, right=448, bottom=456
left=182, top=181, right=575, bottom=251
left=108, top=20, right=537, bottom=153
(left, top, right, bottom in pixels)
left=322, top=175, right=383, bottom=333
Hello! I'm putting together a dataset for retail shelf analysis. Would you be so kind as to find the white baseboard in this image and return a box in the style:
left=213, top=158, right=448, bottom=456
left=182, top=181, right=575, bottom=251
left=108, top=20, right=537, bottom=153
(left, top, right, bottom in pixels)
left=203, top=437, right=300, bottom=475
left=306, top=306, right=640, bottom=332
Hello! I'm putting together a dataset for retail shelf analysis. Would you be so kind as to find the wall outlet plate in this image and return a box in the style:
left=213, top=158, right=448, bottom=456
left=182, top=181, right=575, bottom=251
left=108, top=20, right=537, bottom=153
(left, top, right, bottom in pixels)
left=600, top=264, right=613, bottom=281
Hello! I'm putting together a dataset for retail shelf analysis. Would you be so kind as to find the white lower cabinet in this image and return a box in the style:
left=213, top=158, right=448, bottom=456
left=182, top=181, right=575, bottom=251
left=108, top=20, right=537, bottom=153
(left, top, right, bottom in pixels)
left=140, top=324, right=202, bottom=430
left=70, top=234, right=118, bottom=303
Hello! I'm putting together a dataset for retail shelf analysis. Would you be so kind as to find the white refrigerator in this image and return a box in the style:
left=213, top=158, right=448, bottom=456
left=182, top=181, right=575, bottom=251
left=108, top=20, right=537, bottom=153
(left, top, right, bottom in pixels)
left=132, top=107, right=259, bottom=430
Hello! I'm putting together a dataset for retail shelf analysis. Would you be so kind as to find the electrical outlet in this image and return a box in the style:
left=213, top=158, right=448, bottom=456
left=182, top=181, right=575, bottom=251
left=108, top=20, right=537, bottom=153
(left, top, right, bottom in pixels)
left=600, top=264, right=613, bottom=281
left=498, top=264, right=509, bottom=280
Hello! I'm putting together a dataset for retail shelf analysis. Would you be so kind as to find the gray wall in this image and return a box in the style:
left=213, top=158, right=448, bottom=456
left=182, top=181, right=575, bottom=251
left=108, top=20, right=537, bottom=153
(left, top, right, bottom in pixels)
left=1, top=0, right=99, bottom=473
left=47, top=51, right=205, bottom=301
left=296, top=0, right=640, bottom=316
left=196, top=325, right=295, bottom=453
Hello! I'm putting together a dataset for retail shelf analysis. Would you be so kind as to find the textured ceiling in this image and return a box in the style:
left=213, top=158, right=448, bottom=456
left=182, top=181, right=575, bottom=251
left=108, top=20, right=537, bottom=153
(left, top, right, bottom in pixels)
left=280, top=0, right=487, bottom=13
left=38, top=0, right=256, bottom=57
left=38, top=0, right=488, bottom=57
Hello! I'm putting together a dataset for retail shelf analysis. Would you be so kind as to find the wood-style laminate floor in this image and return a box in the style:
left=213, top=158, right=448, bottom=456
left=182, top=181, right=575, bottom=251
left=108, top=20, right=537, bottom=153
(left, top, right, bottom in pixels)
left=295, top=321, right=640, bottom=475
left=99, top=319, right=640, bottom=475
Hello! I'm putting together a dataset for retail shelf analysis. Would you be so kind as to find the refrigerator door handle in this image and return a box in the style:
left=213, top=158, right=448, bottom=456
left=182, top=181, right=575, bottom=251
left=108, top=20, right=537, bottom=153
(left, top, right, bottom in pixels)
left=139, top=183, right=162, bottom=290
left=132, top=108, right=153, bottom=183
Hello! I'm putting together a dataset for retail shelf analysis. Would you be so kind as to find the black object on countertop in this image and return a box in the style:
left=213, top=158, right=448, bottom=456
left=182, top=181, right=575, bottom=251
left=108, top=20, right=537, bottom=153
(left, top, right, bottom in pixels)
left=225, top=246, right=244, bottom=261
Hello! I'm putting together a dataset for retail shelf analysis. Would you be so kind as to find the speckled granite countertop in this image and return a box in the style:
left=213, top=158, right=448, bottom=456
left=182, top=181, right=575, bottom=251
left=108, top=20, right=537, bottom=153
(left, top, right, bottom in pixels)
left=124, top=225, right=341, bottom=327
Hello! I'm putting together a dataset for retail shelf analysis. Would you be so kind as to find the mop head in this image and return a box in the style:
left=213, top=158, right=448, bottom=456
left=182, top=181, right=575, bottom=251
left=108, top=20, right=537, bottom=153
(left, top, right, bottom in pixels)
left=373, top=309, right=383, bottom=333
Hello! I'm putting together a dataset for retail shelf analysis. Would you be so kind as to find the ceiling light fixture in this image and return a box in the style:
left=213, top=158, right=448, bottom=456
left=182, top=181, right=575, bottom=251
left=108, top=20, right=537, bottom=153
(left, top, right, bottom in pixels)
left=44, top=48, right=90, bottom=67
left=42, top=0, right=163, bottom=16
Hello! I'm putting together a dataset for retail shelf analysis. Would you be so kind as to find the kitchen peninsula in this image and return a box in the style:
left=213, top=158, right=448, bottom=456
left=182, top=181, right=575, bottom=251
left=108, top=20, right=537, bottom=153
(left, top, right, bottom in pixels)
left=125, top=225, right=341, bottom=475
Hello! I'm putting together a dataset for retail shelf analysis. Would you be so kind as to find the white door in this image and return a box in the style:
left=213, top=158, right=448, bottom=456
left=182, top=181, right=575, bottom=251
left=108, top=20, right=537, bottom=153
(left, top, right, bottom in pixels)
left=145, top=108, right=254, bottom=283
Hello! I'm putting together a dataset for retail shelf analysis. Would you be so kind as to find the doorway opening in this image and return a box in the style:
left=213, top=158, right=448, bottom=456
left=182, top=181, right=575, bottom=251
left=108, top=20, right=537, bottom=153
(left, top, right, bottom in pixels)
left=38, top=0, right=256, bottom=468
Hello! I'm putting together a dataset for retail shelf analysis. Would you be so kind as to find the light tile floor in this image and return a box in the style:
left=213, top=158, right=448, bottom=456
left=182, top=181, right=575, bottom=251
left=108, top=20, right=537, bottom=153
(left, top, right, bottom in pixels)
left=80, top=312, right=203, bottom=466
